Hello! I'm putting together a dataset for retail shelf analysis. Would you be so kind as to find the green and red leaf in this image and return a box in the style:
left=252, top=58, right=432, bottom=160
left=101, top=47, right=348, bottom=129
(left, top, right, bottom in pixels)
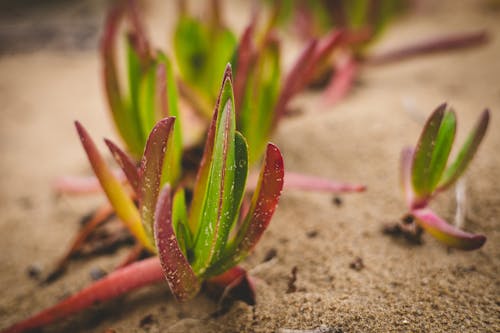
left=74, top=122, right=153, bottom=252
left=438, top=109, right=490, bottom=190
left=411, top=103, right=447, bottom=199
left=154, top=185, right=200, bottom=301
left=412, top=208, right=486, bottom=251
left=139, top=117, right=175, bottom=239
left=206, top=143, right=284, bottom=277
left=187, top=65, right=232, bottom=233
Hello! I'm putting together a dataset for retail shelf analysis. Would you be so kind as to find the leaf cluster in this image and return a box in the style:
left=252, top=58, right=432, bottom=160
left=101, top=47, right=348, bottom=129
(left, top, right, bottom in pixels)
left=401, top=103, right=489, bottom=250
left=76, top=66, right=284, bottom=300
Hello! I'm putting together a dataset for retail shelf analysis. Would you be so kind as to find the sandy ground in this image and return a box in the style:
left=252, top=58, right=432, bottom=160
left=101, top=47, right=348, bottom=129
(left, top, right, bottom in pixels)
left=0, top=0, right=499, bottom=332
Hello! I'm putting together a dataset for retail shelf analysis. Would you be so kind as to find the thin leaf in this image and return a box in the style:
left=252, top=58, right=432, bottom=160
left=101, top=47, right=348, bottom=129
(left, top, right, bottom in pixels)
left=187, top=65, right=233, bottom=234
left=234, top=20, right=256, bottom=112
left=139, top=117, right=175, bottom=239
left=138, top=64, right=157, bottom=140
left=172, top=188, right=191, bottom=256
left=232, top=132, right=249, bottom=217
left=104, top=139, right=140, bottom=193
left=240, top=35, right=281, bottom=165
left=273, top=39, right=318, bottom=127
left=101, top=5, right=143, bottom=158
left=411, top=103, right=447, bottom=199
left=125, top=0, right=151, bottom=65
left=322, top=56, right=358, bottom=105
left=157, top=52, right=183, bottom=185
left=74, top=122, right=154, bottom=252
left=282, top=172, right=366, bottom=193
left=412, top=208, right=486, bottom=251
left=173, top=16, right=209, bottom=90
left=154, top=185, right=200, bottom=301
left=427, top=109, right=456, bottom=191
left=206, top=143, right=284, bottom=277
left=192, top=97, right=237, bottom=274
left=438, top=109, right=490, bottom=190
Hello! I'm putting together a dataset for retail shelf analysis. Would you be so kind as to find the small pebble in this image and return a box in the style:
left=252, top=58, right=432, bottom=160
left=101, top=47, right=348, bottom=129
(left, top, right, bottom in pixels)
left=90, top=267, right=107, bottom=281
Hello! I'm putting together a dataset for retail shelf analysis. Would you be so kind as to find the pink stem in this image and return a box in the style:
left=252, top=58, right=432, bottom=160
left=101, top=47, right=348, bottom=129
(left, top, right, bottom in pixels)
left=322, top=55, right=358, bottom=106
left=246, top=171, right=366, bottom=193
left=284, top=171, right=366, bottom=193
left=367, top=30, right=489, bottom=65
left=2, top=258, right=164, bottom=333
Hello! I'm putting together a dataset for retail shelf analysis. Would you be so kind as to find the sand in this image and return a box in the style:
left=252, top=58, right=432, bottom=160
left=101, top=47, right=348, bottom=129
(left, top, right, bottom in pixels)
left=0, top=0, right=499, bottom=332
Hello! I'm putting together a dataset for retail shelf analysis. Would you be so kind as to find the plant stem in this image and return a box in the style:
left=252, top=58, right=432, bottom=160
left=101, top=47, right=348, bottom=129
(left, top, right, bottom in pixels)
left=367, top=30, right=488, bottom=65
left=2, top=258, right=164, bottom=333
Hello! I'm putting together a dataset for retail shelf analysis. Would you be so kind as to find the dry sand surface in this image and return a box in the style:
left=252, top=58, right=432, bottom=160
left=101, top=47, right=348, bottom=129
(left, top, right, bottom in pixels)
left=0, top=0, right=499, bottom=332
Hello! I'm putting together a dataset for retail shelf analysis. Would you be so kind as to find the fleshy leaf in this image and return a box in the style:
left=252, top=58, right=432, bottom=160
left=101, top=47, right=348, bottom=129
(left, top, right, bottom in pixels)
left=438, top=109, right=490, bottom=190
left=233, top=19, right=256, bottom=112
left=172, top=188, right=191, bottom=257
left=157, top=52, right=183, bottom=185
left=206, top=143, right=284, bottom=277
left=239, top=35, right=281, bottom=165
left=412, top=208, right=486, bottom=250
left=411, top=103, right=447, bottom=199
left=139, top=117, right=175, bottom=239
left=426, top=109, right=456, bottom=191
left=187, top=66, right=232, bottom=234
left=138, top=64, right=157, bottom=140
left=192, top=95, right=237, bottom=274
left=101, top=5, right=143, bottom=158
left=154, top=185, right=200, bottom=301
left=74, top=122, right=154, bottom=252
left=104, top=139, right=140, bottom=193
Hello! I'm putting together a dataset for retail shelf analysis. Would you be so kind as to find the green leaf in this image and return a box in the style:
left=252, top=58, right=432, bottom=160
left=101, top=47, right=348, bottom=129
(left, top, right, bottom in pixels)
left=438, top=109, right=490, bottom=190
left=187, top=66, right=233, bottom=234
left=154, top=184, right=200, bottom=301
left=138, top=64, right=157, bottom=142
left=240, top=37, right=281, bottom=165
left=157, top=52, right=183, bottom=185
left=427, top=109, right=456, bottom=192
left=174, top=16, right=209, bottom=91
left=101, top=7, right=143, bottom=159
left=207, top=27, right=238, bottom=97
left=75, top=122, right=154, bottom=252
left=411, top=103, right=447, bottom=199
left=232, top=132, right=249, bottom=216
left=412, top=208, right=486, bottom=251
left=139, top=118, right=175, bottom=239
left=172, top=188, right=191, bottom=257
left=345, top=0, right=370, bottom=29
left=192, top=97, right=237, bottom=275
left=205, top=143, right=284, bottom=277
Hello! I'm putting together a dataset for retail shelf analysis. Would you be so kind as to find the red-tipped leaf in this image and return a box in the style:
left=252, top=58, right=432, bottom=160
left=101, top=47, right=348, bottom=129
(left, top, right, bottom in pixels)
left=105, top=138, right=140, bottom=193
left=154, top=185, right=200, bottom=302
left=412, top=208, right=486, bottom=251
left=139, top=117, right=175, bottom=238
left=206, top=143, right=284, bottom=276
left=74, top=122, right=153, bottom=251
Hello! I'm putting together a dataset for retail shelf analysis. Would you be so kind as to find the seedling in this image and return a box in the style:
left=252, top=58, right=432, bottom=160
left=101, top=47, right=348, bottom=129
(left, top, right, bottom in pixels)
left=2, top=65, right=284, bottom=333
left=48, top=1, right=365, bottom=282
left=399, top=103, right=489, bottom=250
